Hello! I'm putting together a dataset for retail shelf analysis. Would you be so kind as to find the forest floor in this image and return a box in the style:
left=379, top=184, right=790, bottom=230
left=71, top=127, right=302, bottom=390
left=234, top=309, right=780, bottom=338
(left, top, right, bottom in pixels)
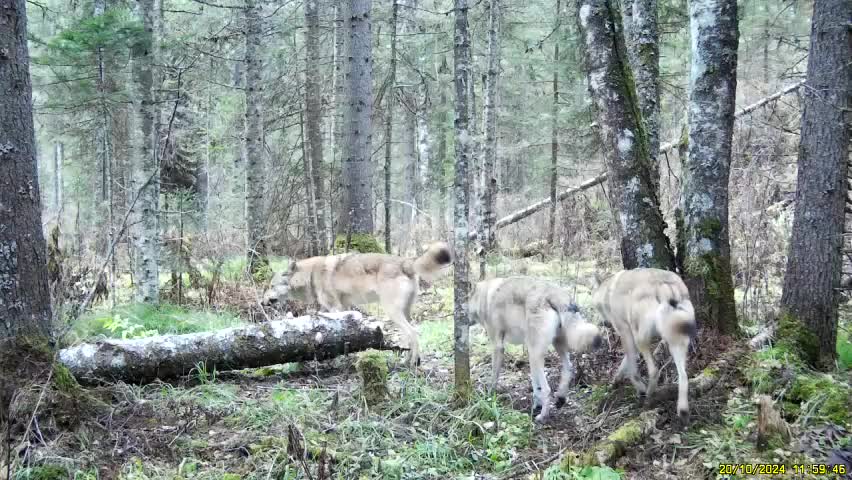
left=11, top=257, right=852, bottom=480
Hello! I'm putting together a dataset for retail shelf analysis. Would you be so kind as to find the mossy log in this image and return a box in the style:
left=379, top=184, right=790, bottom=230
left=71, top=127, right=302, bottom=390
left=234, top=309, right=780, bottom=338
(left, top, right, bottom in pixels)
left=651, top=344, right=748, bottom=403
left=58, top=311, right=399, bottom=384
left=561, top=410, right=661, bottom=468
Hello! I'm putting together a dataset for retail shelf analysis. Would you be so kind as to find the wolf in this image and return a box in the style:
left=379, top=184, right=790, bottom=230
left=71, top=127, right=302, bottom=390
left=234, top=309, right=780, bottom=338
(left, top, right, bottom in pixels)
left=261, top=242, right=454, bottom=368
left=469, top=277, right=604, bottom=422
left=592, top=268, right=697, bottom=419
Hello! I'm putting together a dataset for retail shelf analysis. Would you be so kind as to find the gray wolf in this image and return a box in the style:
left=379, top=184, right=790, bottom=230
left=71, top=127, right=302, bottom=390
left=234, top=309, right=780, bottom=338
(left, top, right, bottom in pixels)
left=261, top=242, right=453, bottom=368
left=592, top=268, right=697, bottom=419
left=469, top=277, right=603, bottom=422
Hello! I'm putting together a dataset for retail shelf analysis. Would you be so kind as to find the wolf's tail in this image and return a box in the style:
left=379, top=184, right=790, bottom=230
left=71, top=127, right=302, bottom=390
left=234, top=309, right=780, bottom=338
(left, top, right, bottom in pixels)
left=656, top=281, right=697, bottom=340
left=412, top=242, right=454, bottom=282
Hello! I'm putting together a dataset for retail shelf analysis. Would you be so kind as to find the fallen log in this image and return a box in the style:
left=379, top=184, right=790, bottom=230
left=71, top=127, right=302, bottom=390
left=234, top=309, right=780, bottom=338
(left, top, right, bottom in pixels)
left=59, top=311, right=398, bottom=384
left=468, top=172, right=608, bottom=240
left=561, top=410, right=661, bottom=468
left=651, top=343, right=749, bottom=404
left=465, top=82, right=806, bottom=243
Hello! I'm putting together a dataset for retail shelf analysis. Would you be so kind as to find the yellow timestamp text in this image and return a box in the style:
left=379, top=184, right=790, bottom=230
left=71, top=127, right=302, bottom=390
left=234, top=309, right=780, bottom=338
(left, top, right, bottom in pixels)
left=718, top=463, right=848, bottom=477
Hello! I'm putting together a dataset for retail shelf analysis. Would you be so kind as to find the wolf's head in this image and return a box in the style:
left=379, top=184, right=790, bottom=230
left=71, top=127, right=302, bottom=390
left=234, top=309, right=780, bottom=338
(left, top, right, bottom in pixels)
left=559, top=305, right=604, bottom=353
left=261, top=261, right=315, bottom=306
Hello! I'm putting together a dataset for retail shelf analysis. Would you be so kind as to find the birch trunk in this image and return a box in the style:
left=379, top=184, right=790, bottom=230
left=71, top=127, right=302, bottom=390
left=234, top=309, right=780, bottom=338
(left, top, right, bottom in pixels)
left=780, top=0, right=850, bottom=369
left=453, top=0, right=472, bottom=400
left=128, top=0, right=160, bottom=303
left=621, top=0, right=660, bottom=189
left=304, top=0, right=326, bottom=253
left=415, top=86, right=432, bottom=233
left=479, top=0, right=499, bottom=280
left=59, top=312, right=398, bottom=384
left=682, top=0, right=738, bottom=334
left=343, top=0, right=375, bottom=235
left=576, top=0, right=675, bottom=271
left=384, top=0, right=399, bottom=253
left=244, top=0, right=268, bottom=274
left=0, top=0, right=54, bottom=340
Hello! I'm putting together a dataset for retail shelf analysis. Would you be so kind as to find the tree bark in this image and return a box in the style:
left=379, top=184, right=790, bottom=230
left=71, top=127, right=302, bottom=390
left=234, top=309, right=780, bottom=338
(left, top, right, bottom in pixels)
left=415, top=84, right=432, bottom=233
left=331, top=1, right=347, bottom=250
left=435, top=87, right=450, bottom=237
left=453, top=0, right=472, bottom=400
left=304, top=0, right=326, bottom=254
left=343, top=0, right=375, bottom=235
left=244, top=0, right=267, bottom=275
left=58, top=312, right=399, bottom=384
left=621, top=0, right=661, bottom=191
left=0, top=0, right=54, bottom=341
left=403, top=110, right=418, bottom=235
left=384, top=0, right=399, bottom=253
left=780, top=0, right=850, bottom=370
left=301, top=110, right=321, bottom=256
left=53, top=142, right=63, bottom=212
left=128, top=0, right=160, bottom=303
left=479, top=0, right=500, bottom=280
left=682, top=0, right=739, bottom=334
left=576, top=0, right=675, bottom=271
left=548, top=0, right=559, bottom=246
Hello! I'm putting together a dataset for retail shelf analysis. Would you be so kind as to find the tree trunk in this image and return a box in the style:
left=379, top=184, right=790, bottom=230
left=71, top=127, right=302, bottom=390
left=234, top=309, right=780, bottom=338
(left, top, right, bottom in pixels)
left=343, top=0, right=375, bottom=235
left=331, top=1, right=348, bottom=251
left=53, top=142, right=63, bottom=213
left=301, top=110, right=320, bottom=256
left=479, top=0, right=499, bottom=280
left=415, top=85, right=432, bottom=233
left=548, top=0, right=559, bottom=246
left=576, top=0, right=675, bottom=271
left=304, top=0, right=326, bottom=253
left=0, top=0, right=54, bottom=341
left=244, top=0, right=268, bottom=275
left=58, top=312, right=400, bottom=384
left=621, top=0, right=660, bottom=190
left=403, top=110, right=418, bottom=236
left=128, top=0, right=160, bottom=304
left=435, top=87, right=450, bottom=237
left=780, top=0, right=850, bottom=370
left=682, top=0, right=739, bottom=334
left=453, top=0, right=472, bottom=400
left=384, top=0, right=398, bottom=253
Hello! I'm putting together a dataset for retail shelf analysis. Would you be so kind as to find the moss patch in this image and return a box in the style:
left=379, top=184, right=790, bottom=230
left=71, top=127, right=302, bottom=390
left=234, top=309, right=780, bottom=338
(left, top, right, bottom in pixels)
left=788, top=373, right=851, bottom=424
left=356, top=350, right=388, bottom=407
left=561, top=412, right=654, bottom=468
left=776, top=312, right=821, bottom=368
left=334, top=234, right=385, bottom=254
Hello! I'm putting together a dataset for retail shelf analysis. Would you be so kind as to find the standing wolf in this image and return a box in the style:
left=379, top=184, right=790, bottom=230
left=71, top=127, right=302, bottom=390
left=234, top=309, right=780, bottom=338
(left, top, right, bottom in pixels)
left=261, top=242, right=453, bottom=368
left=469, top=277, right=603, bottom=422
left=592, top=268, right=697, bottom=419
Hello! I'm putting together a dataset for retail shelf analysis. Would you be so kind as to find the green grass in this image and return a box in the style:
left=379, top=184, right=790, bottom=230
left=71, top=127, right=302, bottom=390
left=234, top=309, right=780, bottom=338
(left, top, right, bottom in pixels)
left=837, top=330, right=852, bottom=370
left=68, top=303, right=244, bottom=342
